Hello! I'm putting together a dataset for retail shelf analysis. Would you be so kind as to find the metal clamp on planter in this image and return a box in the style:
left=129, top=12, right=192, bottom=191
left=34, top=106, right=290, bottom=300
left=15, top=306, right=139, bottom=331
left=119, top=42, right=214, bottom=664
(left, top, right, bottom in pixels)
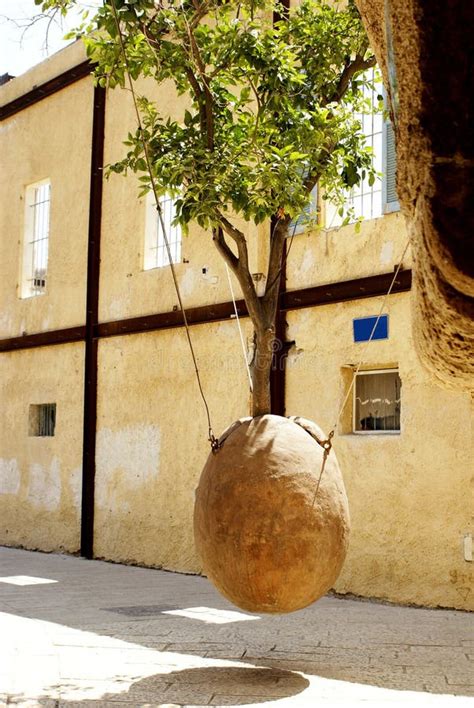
left=288, top=415, right=334, bottom=454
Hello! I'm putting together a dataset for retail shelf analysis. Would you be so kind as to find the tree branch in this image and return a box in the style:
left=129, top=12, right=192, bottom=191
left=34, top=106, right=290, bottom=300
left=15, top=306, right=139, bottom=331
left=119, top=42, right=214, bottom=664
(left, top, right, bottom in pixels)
left=138, top=20, right=209, bottom=145
left=184, top=66, right=209, bottom=138
left=212, top=227, right=238, bottom=271
left=218, top=213, right=250, bottom=273
left=264, top=215, right=290, bottom=322
left=324, top=49, right=377, bottom=105
left=189, top=1, right=211, bottom=29
left=214, top=217, right=263, bottom=327
left=182, top=13, right=215, bottom=150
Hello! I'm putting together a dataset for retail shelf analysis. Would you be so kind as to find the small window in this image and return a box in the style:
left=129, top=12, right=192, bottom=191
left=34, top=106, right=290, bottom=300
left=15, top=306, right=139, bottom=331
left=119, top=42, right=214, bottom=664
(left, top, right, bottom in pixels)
left=29, top=403, right=56, bottom=437
left=21, top=180, right=51, bottom=298
left=353, top=369, right=401, bottom=434
left=144, top=193, right=182, bottom=269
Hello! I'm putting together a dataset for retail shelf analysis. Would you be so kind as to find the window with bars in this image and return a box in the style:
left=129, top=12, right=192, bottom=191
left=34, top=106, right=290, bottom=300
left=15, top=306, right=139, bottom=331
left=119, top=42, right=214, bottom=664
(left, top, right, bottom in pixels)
left=21, top=180, right=51, bottom=298
left=325, top=70, right=399, bottom=227
left=28, top=403, right=56, bottom=437
left=144, top=193, right=182, bottom=270
left=353, top=369, right=401, bottom=434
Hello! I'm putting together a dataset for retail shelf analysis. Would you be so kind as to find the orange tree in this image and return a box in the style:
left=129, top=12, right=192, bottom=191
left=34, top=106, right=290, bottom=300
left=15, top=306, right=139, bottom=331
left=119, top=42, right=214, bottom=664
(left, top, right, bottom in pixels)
left=40, top=0, right=376, bottom=415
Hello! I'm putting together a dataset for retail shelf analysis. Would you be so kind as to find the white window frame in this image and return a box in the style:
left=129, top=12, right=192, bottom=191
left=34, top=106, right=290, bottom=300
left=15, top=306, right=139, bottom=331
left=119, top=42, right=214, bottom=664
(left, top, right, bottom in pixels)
left=20, top=179, right=51, bottom=298
left=325, top=71, right=400, bottom=227
left=352, top=368, right=401, bottom=435
left=144, top=192, right=182, bottom=270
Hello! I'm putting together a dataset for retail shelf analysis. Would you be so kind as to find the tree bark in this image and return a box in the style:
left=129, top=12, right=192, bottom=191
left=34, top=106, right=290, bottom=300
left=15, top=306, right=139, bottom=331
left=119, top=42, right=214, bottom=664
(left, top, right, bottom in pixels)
left=213, top=216, right=289, bottom=418
left=250, top=324, right=275, bottom=417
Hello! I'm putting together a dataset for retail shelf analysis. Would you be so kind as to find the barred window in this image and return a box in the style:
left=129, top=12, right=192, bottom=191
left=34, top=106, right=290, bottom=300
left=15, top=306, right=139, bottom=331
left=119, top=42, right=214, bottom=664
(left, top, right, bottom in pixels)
left=144, top=193, right=182, bottom=270
left=21, top=180, right=51, bottom=297
left=353, top=369, right=401, bottom=434
left=29, top=403, right=56, bottom=437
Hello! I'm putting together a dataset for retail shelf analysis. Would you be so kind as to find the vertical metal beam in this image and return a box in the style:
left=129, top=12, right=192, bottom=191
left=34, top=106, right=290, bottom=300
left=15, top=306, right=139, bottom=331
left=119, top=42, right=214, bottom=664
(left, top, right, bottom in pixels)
left=80, top=85, right=105, bottom=558
left=270, top=236, right=289, bottom=417
left=270, top=0, right=291, bottom=417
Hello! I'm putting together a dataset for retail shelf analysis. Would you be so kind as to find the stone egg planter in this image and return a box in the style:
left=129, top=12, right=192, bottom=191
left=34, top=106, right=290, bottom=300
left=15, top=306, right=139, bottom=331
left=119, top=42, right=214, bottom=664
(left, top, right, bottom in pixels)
left=194, top=414, right=350, bottom=614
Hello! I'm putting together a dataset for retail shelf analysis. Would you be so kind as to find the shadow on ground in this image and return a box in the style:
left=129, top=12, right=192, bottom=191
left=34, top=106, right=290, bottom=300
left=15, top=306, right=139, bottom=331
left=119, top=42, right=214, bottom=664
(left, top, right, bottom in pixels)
left=1, top=549, right=473, bottom=704
left=57, top=666, right=309, bottom=706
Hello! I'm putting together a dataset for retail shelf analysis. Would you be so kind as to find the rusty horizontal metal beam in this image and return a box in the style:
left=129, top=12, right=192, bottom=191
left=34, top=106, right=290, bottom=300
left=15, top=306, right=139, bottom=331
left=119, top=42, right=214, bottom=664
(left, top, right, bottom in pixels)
left=282, top=269, right=412, bottom=311
left=95, top=299, right=248, bottom=339
left=0, top=60, right=92, bottom=121
left=0, top=325, right=86, bottom=352
left=96, top=269, right=412, bottom=339
left=0, top=269, right=412, bottom=352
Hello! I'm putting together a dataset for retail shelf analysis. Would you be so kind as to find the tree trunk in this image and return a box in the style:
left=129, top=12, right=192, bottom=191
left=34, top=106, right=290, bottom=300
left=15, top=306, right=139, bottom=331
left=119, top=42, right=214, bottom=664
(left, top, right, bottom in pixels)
left=250, top=325, right=276, bottom=417
left=247, top=216, right=289, bottom=417
left=214, top=216, right=289, bottom=419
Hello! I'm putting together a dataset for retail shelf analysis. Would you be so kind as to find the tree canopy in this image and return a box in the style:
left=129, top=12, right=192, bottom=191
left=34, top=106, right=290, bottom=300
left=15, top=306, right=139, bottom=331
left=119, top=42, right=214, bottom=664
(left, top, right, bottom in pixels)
left=37, top=0, right=377, bottom=415
left=40, top=0, right=377, bottom=229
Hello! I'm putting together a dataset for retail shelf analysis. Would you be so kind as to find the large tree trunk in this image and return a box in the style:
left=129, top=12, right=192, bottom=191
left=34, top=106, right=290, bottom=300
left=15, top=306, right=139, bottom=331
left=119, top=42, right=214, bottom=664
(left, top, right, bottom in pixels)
left=356, top=0, right=474, bottom=390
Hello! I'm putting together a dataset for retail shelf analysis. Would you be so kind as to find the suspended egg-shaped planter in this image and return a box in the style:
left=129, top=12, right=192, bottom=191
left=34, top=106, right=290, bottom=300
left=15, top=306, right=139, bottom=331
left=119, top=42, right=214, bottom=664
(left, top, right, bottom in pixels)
left=194, top=414, right=350, bottom=614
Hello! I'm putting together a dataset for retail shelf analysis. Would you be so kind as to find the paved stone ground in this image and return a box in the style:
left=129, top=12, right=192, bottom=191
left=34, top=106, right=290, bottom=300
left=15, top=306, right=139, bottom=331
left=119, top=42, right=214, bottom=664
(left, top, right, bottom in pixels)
left=0, top=547, right=473, bottom=707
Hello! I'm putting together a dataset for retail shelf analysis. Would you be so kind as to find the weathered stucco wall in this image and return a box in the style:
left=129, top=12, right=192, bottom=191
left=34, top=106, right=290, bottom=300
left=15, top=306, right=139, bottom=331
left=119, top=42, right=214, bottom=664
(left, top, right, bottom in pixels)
left=287, top=210, right=410, bottom=290
left=0, top=73, right=93, bottom=338
left=0, top=343, right=84, bottom=552
left=94, top=322, right=252, bottom=570
left=0, top=41, right=87, bottom=106
left=286, top=296, right=474, bottom=610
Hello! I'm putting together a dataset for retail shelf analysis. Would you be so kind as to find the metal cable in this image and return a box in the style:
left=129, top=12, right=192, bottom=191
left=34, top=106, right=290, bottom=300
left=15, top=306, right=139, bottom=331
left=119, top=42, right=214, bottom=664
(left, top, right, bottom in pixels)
left=297, top=237, right=410, bottom=504
left=331, top=237, right=410, bottom=434
left=225, top=263, right=253, bottom=393
left=110, top=0, right=218, bottom=450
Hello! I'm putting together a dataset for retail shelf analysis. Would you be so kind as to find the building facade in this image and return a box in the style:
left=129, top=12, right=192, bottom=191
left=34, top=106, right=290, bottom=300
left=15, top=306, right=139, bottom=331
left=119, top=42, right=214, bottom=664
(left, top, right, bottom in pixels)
left=0, top=42, right=472, bottom=611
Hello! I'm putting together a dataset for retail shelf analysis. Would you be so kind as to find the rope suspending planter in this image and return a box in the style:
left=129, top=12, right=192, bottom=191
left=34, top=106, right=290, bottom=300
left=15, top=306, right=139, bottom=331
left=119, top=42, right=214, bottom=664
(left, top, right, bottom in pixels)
left=110, top=0, right=408, bottom=615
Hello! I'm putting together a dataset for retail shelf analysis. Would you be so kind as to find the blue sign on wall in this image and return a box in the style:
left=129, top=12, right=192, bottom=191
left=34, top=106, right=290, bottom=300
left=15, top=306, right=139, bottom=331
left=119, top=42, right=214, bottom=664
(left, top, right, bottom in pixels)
left=353, top=315, right=389, bottom=342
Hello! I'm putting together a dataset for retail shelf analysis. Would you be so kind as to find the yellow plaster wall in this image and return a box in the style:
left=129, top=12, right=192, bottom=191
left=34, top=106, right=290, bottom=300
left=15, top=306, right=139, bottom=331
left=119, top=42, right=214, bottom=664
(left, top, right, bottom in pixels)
left=0, top=343, right=84, bottom=553
left=94, top=322, right=252, bottom=570
left=0, top=77, right=93, bottom=338
left=287, top=209, right=411, bottom=291
left=285, top=295, right=474, bottom=610
left=0, top=41, right=87, bottom=106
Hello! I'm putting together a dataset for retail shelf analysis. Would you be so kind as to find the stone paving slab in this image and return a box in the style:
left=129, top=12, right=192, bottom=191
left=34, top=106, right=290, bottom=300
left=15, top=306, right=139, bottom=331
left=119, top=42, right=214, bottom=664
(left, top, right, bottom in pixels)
left=0, top=547, right=473, bottom=707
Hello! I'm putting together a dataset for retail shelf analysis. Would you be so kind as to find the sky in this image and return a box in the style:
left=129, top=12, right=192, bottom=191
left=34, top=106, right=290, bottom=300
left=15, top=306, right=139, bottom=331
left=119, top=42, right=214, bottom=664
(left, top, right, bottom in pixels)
left=0, top=0, right=99, bottom=77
